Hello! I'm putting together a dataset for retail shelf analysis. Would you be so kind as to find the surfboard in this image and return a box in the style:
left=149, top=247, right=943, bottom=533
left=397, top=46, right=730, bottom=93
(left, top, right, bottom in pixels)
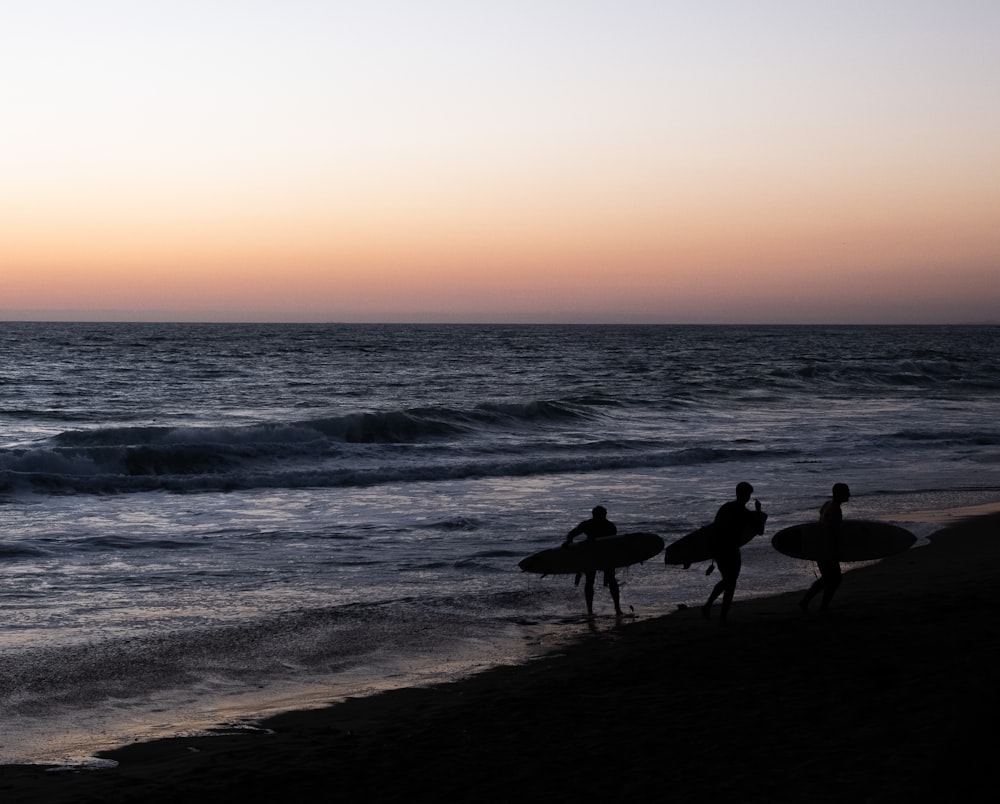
left=664, top=512, right=767, bottom=567
left=518, top=532, right=664, bottom=575
left=770, top=520, right=916, bottom=562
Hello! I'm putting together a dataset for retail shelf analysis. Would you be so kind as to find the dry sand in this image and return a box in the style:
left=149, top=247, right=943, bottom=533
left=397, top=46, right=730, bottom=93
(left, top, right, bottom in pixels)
left=2, top=512, right=998, bottom=803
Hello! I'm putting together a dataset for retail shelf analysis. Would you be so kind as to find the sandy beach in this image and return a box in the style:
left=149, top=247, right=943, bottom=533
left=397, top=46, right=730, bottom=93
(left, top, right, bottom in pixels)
left=2, top=510, right=998, bottom=803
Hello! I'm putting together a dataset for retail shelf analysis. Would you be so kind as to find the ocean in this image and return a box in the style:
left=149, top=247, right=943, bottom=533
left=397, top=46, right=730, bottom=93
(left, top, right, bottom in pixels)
left=2, top=322, right=999, bottom=765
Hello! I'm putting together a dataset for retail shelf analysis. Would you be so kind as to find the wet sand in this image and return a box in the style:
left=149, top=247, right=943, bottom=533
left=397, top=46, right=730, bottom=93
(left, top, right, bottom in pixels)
left=3, top=512, right=998, bottom=803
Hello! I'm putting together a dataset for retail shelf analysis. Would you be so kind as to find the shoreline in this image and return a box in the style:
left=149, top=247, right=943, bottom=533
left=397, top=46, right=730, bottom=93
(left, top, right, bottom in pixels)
left=3, top=510, right=999, bottom=802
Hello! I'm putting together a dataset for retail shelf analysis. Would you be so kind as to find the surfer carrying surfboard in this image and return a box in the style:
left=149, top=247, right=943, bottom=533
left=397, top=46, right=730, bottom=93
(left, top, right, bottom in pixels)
left=564, top=505, right=623, bottom=617
left=799, top=483, right=851, bottom=612
left=701, top=482, right=767, bottom=625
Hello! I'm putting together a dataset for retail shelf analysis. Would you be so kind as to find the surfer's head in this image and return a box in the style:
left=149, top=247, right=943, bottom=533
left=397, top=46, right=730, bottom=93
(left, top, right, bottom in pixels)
left=832, top=483, right=851, bottom=502
left=736, top=482, right=753, bottom=501
left=591, top=505, right=608, bottom=520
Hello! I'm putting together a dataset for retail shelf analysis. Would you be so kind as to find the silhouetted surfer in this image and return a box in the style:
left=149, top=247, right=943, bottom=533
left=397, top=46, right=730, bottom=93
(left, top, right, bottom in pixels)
left=564, top=505, right=623, bottom=617
left=702, top=482, right=767, bottom=625
left=799, top=483, right=851, bottom=612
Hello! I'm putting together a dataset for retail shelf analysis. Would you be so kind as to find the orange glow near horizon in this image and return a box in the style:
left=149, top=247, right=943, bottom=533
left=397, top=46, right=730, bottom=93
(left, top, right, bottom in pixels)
left=2, top=2, right=999, bottom=323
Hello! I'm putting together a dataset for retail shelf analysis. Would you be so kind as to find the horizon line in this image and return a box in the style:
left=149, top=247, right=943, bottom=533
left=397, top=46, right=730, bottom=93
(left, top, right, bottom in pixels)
left=3, top=317, right=998, bottom=328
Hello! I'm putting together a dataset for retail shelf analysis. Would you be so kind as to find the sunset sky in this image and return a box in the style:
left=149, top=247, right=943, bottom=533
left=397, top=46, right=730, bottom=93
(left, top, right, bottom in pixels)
left=3, top=1, right=998, bottom=324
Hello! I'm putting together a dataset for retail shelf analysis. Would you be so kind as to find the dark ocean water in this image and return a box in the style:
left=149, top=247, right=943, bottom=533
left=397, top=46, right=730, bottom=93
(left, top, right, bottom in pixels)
left=2, top=322, right=999, bottom=763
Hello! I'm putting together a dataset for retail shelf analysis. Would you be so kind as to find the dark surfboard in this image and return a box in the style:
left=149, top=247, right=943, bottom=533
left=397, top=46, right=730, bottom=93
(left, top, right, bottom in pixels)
left=519, top=532, right=664, bottom=575
left=664, top=512, right=767, bottom=566
left=771, top=520, right=916, bottom=562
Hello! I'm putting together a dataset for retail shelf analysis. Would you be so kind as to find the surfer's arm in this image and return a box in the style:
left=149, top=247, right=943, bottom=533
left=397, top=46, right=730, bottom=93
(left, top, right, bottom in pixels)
left=712, top=504, right=727, bottom=527
left=563, top=522, right=584, bottom=546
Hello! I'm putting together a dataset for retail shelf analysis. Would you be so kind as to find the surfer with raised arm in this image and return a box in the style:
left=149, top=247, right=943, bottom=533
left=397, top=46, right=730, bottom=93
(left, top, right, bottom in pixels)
left=702, top=482, right=767, bottom=625
left=564, top=505, right=623, bottom=617
left=799, top=483, right=851, bottom=612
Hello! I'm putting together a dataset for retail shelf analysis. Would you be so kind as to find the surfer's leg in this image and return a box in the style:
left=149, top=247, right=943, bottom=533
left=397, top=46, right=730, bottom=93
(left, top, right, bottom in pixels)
left=802, top=561, right=840, bottom=611
left=818, top=563, right=841, bottom=610
left=719, top=574, right=738, bottom=624
left=800, top=568, right=826, bottom=611
left=716, top=552, right=740, bottom=624
left=584, top=571, right=596, bottom=615
left=800, top=580, right=821, bottom=611
left=709, top=579, right=727, bottom=605
left=703, top=578, right=724, bottom=618
left=719, top=582, right=734, bottom=624
left=605, top=569, right=622, bottom=615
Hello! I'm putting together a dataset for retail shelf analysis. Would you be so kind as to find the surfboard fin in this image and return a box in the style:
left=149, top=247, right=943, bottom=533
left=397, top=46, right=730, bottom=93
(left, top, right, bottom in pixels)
left=705, top=562, right=715, bottom=576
